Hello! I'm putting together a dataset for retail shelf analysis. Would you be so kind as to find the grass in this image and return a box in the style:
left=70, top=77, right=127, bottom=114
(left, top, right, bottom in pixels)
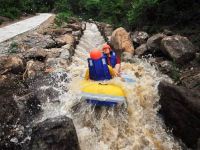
left=8, top=42, right=19, bottom=54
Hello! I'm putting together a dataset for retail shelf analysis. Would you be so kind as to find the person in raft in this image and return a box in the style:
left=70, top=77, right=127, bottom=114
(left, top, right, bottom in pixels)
left=102, top=43, right=121, bottom=76
left=85, top=49, right=116, bottom=81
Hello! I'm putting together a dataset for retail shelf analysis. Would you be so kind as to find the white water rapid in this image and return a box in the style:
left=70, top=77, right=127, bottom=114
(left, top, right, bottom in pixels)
left=39, top=23, right=182, bottom=150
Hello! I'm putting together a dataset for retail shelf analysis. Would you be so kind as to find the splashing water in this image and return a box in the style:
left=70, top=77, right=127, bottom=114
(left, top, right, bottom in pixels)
left=40, top=23, right=182, bottom=150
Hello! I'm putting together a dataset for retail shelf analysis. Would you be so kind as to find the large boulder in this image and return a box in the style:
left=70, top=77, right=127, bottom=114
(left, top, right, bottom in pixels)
left=135, top=44, right=148, bottom=57
left=161, top=35, right=196, bottom=64
left=158, top=81, right=200, bottom=149
left=14, top=92, right=41, bottom=124
left=23, top=47, right=47, bottom=61
left=55, top=34, right=75, bottom=47
left=110, top=27, right=134, bottom=54
left=29, top=116, right=80, bottom=150
left=45, top=58, right=69, bottom=71
left=23, top=60, right=45, bottom=79
left=23, top=33, right=56, bottom=49
left=146, top=33, right=166, bottom=52
left=180, top=68, right=200, bottom=91
left=64, top=23, right=82, bottom=31
left=0, top=93, right=20, bottom=149
left=131, top=31, right=149, bottom=46
left=0, top=86, right=41, bottom=149
left=61, top=44, right=75, bottom=56
left=45, top=48, right=61, bottom=58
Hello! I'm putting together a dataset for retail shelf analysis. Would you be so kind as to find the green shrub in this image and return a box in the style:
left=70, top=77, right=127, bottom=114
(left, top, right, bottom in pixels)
left=55, top=12, right=72, bottom=27
left=127, top=0, right=159, bottom=26
left=55, top=0, right=71, bottom=12
left=3, top=7, right=21, bottom=19
left=8, top=42, right=19, bottom=54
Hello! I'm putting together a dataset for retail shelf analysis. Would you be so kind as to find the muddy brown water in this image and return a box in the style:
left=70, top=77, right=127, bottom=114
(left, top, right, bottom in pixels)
left=38, top=23, right=182, bottom=150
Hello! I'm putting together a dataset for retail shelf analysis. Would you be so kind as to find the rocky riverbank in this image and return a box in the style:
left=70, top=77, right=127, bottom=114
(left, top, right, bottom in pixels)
left=0, top=16, right=85, bottom=149
left=97, top=23, right=200, bottom=149
left=1, top=17, right=200, bottom=149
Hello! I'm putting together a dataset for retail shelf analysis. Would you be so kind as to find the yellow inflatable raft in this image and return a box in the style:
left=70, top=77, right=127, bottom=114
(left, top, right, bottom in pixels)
left=81, top=80, right=126, bottom=106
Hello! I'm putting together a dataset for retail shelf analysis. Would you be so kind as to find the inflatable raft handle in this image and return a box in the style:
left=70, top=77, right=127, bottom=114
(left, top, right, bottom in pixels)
left=98, top=83, right=108, bottom=85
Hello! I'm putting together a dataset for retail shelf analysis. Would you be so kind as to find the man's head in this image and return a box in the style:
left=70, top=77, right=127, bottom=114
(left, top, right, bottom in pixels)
left=90, top=49, right=102, bottom=60
left=102, top=43, right=111, bottom=54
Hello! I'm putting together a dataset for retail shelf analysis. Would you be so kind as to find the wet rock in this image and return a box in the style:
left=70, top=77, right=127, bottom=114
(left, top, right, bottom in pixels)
left=135, top=44, right=148, bottom=57
left=0, top=93, right=20, bottom=149
left=0, top=84, right=41, bottom=149
left=82, top=23, right=86, bottom=31
left=121, top=52, right=135, bottom=63
left=45, top=48, right=61, bottom=58
left=61, top=44, right=75, bottom=56
left=35, top=87, right=60, bottom=103
left=161, top=35, right=196, bottom=64
left=67, top=17, right=80, bottom=24
left=0, top=74, right=25, bottom=96
left=64, top=23, right=82, bottom=31
left=14, top=92, right=41, bottom=124
left=29, top=116, right=80, bottom=150
left=23, top=60, right=45, bottom=79
left=131, top=31, right=149, bottom=46
left=23, top=33, right=56, bottom=49
left=0, top=56, right=24, bottom=74
left=158, top=81, right=200, bottom=149
left=180, top=68, right=200, bottom=91
left=146, top=33, right=166, bottom=52
left=0, top=93, right=19, bottom=126
left=60, top=49, right=70, bottom=60
left=96, top=22, right=113, bottom=42
left=158, top=60, right=173, bottom=74
left=110, top=27, right=134, bottom=54
left=72, top=31, right=82, bottom=39
left=46, top=58, right=69, bottom=70
left=97, top=22, right=113, bottom=37
left=43, top=28, right=70, bottom=36
left=23, top=47, right=47, bottom=61
left=55, top=34, right=75, bottom=47
left=104, top=24, right=113, bottom=37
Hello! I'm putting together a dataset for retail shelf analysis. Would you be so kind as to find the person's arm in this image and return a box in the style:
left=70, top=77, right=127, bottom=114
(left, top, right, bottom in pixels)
left=114, top=56, right=121, bottom=76
left=114, top=64, right=121, bottom=74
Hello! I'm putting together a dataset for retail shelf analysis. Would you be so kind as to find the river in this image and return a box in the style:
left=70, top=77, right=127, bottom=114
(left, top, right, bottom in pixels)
left=39, top=23, right=181, bottom=150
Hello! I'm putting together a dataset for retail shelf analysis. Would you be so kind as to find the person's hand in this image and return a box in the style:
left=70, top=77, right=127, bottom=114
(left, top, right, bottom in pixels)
left=113, top=68, right=120, bottom=77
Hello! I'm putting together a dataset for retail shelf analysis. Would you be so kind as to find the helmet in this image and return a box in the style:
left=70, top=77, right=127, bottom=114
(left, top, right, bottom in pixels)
left=102, top=43, right=111, bottom=50
left=90, top=49, right=102, bottom=60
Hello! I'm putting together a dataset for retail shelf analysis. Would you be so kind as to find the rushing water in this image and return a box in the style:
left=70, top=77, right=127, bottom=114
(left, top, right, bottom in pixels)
left=40, top=23, right=182, bottom=150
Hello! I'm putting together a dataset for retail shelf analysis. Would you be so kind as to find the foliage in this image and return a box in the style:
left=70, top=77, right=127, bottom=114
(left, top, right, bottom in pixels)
left=55, top=12, right=72, bottom=27
left=170, top=60, right=181, bottom=83
left=8, top=42, right=19, bottom=54
left=0, top=0, right=199, bottom=33
left=54, top=0, right=71, bottom=12
left=127, top=0, right=159, bottom=26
